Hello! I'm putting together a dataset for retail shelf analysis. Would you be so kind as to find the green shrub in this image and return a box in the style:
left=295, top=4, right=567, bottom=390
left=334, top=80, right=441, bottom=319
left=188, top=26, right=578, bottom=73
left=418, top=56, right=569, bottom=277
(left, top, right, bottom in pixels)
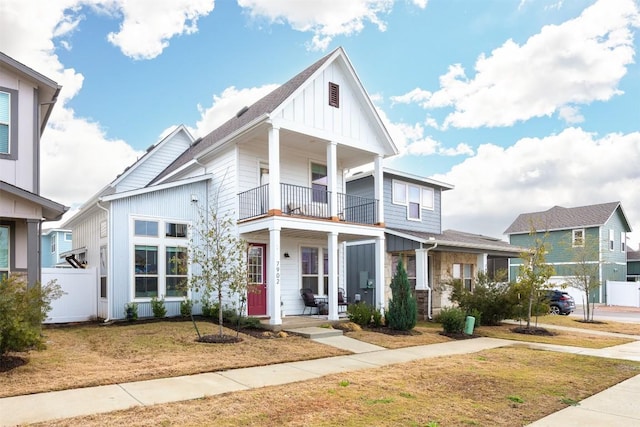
left=150, top=296, right=167, bottom=318
left=0, top=277, right=63, bottom=356
left=347, top=302, right=377, bottom=327
left=239, top=316, right=261, bottom=329
left=124, top=302, right=138, bottom=321
left=448, top=272, right=518, bottom=326
left=371, top=309, right=384, bottom=327
left=468, top=308, right=482, bottom=327
left=386, top=258, right=417, bottom=331
left=180, top=298, right=193, bottom=317
left=439, top=307, right=466, bottom=334
left=201, top=299, right=214, bottom=317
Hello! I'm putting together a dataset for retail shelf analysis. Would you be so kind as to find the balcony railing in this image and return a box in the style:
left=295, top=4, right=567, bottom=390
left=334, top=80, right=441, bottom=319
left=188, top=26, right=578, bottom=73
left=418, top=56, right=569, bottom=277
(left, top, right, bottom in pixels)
left=238, top=183, right=378, bottom=225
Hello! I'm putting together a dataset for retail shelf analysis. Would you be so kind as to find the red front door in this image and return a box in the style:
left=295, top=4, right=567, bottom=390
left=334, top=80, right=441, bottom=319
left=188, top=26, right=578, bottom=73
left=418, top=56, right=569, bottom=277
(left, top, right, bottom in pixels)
left=247, top=244, right=267, bottom=316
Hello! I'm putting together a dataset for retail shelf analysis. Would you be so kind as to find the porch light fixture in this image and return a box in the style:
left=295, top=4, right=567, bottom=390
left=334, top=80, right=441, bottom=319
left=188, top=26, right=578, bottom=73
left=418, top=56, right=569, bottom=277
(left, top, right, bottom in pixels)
left=284, top=252, right=290, bottom=258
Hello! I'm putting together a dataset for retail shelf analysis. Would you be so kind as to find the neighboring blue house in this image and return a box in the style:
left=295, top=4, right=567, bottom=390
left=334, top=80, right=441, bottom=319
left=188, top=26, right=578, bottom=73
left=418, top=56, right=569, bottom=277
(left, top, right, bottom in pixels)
left=346, top=168, right=523, bottom=319
left=41, top=228, right=72, bottom=268
left=504, top=201, right=632, bottom=304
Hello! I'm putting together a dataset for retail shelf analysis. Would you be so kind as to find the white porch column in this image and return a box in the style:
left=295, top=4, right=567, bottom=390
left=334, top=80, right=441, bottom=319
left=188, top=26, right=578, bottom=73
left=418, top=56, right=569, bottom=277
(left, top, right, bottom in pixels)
left=268, top=125, right=281, bottom=214
left=374, top=155, right=384, bottom=224
left=268, top=224, right=282, bottom=325
left=375, top=235, right=385, bottom=313
left=327, top=231, right=339, bottom=320
left=415, top=248, right=429, bottom=291
left=327, top=141, right=338, bottom=219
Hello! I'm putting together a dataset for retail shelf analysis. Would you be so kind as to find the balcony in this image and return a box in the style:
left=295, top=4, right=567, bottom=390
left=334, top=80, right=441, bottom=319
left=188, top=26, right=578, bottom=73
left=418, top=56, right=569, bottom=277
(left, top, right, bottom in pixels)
left=238, top=183, right=378, bottom=225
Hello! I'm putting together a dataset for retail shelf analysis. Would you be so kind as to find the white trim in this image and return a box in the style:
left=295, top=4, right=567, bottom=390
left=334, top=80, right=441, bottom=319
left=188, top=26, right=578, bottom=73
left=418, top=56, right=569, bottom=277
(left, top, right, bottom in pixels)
left=572, top=229, right=585, bottom=247
left=101, top=174, right=212, bottom=202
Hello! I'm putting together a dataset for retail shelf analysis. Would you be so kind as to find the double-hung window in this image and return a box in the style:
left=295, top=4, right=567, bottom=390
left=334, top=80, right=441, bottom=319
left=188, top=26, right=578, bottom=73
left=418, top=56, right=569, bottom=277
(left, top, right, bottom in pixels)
left=301, top=246, right=331, bottom=295
left=453, top=263, right=473, bottom=291
left=51, top=236, right=56, bottom=254
left=621, top=232, right=626, bottom=252
left=132, top=218, right=188, bottom=299
left=609, top=229, right=615, bottom=251
left=311, top=163, right=328, bottom=203
left=0, top=226, right=9, bottom=281
left=0, top=88, right=17, bottom=158
left=392, top=179, right=435, bottom=221
left=572, top=229, right=584, bottom=247
left=391, top=253, right=417, bottom=288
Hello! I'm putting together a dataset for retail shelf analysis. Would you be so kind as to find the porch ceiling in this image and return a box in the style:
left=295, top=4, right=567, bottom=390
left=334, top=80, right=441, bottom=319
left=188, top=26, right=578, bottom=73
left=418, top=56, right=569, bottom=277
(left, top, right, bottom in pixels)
left=241, top=227, right=377, bottom=244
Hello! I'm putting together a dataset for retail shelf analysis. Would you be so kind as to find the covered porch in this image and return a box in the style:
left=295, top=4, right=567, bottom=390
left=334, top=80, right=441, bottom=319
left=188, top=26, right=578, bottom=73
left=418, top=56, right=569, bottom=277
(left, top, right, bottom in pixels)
left=239, top=216, right=385, bottom=327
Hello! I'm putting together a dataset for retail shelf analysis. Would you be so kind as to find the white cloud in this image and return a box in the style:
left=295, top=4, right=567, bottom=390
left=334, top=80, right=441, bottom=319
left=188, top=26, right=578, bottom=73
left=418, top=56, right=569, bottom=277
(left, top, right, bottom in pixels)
left=411, top=0, right=428, bottom=9
left=393, top=0, right=640, bottom=129
left=106, top=0, right=215, bottom=60
left=434, top=127, right=640, bottom=248
left=0, top=0, right=208, bottom=208
left=558, top=105, right=584, bottom=124
left=190, top=84, right=280, bottom=138
left=237, top=0, right=394, bottom=51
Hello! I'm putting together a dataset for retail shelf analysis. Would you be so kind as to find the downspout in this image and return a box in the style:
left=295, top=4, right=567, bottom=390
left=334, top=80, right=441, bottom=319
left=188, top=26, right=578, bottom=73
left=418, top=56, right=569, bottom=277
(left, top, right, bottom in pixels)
left=423, top=241, right=438, bottom=320
left=96, top=200, right=111, bottom=322
left=193, top=160, right=210, bottom=310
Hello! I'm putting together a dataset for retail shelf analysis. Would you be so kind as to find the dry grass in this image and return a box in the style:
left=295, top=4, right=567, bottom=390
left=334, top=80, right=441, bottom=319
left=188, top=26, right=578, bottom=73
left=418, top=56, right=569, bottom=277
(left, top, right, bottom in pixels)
left=0, top=320, right=347, bottom=398
left=475, top=323, right=635, bottom=348
left=537, top=315, right=640, bottom=335
left=35, top=347, right=640, bottom=427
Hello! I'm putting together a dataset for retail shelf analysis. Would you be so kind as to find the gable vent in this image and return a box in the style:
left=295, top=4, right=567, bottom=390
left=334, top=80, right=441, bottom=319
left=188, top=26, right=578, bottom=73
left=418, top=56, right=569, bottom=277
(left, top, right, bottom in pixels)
left=328, top=82, right=339, bottom=108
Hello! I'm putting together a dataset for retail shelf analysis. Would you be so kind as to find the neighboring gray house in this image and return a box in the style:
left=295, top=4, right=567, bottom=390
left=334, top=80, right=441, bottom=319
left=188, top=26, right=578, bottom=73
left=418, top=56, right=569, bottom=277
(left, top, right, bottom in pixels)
left=346, top=168, right=523, bottom=319
left=0, top=51, right=68, bottom=285
left=505, top=201, right=632, bottom=304
left=626, top=250, right=640, bottom=282
left=64, top=47, right=398, bottom=324
left=41, top=228, right=72, bottom=268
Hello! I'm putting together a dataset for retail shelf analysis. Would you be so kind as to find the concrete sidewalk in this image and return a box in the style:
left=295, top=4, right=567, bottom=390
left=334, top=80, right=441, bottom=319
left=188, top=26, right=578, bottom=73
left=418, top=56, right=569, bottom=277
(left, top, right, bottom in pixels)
left=2, top=329, right=640, bottom=426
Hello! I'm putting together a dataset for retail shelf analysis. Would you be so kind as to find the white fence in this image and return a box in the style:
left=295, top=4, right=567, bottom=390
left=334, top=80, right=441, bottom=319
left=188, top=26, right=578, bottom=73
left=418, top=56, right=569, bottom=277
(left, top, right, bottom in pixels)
left=42, top=267, right=97, bottom=323
left=606, top=280, right=640, bottom=308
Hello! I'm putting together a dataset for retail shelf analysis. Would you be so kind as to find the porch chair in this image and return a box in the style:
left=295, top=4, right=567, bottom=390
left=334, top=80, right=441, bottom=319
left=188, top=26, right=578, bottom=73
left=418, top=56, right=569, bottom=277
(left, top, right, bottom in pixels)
left=338, top=287, right=350, bottom=314
left=301, top=288, right=320, bottom=315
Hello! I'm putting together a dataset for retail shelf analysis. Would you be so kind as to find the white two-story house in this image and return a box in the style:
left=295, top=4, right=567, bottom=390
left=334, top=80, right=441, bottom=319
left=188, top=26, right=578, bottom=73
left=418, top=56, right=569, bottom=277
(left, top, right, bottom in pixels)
left=64, top=47, right=397, bottom=325
left=0, top=52, right=68, bottom=286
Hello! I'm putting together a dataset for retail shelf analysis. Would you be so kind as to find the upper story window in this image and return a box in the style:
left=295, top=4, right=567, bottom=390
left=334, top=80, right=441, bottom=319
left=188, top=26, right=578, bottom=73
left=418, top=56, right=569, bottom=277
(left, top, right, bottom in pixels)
left=135, top=220, right=158, bottom=237
left=64, top=232, right=72, bottom=241
left=311, top=163, right=327, bottom=203
left=0, top=88, right=17, bottom=159
left=51, top=236, right=56, bottom=254
left=392, top=179, right=435, bottom=221
left=609, top=229, right=615, bottom=251
left=621, top=231, right=626, bottom=252
left=0, top=91, right=10, bottom=155
left=572, top=229, right=584, bottom=247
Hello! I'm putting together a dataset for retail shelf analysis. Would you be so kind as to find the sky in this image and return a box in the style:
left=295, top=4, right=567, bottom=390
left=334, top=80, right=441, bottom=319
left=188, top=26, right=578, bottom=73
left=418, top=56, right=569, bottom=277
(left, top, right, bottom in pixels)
left=1, top=0, right=639, bottom=247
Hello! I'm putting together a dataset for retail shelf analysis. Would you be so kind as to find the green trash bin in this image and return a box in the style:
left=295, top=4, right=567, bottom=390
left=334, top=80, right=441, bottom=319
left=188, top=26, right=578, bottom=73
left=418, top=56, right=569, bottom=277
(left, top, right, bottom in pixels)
left=464, top=316, right=475, bottom=335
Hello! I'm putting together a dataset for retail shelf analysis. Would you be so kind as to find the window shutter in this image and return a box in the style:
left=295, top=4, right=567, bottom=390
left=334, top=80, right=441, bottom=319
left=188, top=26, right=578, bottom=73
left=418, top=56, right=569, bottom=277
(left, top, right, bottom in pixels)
left=328, top=82, right=339, bottom=108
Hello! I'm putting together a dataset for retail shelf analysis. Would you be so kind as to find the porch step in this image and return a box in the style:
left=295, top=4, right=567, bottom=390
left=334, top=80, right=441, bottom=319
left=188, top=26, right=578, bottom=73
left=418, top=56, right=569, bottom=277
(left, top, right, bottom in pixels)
left=285, top=326, right=343, bottom=339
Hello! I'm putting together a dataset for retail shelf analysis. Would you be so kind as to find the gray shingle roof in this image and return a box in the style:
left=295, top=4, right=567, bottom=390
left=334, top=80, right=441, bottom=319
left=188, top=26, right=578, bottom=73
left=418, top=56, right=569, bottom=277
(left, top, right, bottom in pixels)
left=504, top=201, right=622, bottom=234
left=150, top=48, right=338, bottom=185
left=387, top=227, right=524, bottom=256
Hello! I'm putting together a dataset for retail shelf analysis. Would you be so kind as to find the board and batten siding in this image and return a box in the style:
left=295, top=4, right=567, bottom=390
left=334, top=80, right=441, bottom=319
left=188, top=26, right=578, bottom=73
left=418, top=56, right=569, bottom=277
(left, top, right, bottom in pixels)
left=600, top=208, right=629, bottom=266
left=70, top=207, right=107, bottom=272
left=237, top=139, right=345, bottom=195
left=274, top=59, right=387, bottom=155
left=109, top=181, right=208, bottom=319
left=115, top=130, right=192, bottom=193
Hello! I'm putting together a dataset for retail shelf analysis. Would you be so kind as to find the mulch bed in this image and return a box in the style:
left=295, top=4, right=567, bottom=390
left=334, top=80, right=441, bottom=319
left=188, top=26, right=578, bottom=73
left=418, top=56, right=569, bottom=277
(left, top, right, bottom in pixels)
left=511, top=326, right=556, bottom=336
left=0, top=355, right=27, bottom=373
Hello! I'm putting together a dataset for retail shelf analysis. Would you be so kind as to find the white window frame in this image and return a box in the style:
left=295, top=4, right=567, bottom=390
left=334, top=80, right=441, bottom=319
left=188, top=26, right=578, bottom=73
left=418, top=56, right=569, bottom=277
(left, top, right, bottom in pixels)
left=609, top=229, right=615, bottom=251
left=572, top=229, right=584, bottom=247
left=453, top=263, right=473, bottom=291
left=64, top=232, right=72, bottom=241
left=392, top=179, right=435, bottom=221
left=0, top=90, right=11, bottom=155
left=621, top=231, right=626, bottom=252
left=130, top=216, right=189, bottom=301
left=300, top=246, right=329, bottom=296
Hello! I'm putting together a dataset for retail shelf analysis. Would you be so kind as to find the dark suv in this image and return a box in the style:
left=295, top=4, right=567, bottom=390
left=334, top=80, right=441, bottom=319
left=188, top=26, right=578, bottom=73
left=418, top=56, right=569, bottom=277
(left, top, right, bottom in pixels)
left=543, top=290, right=576, bottom=315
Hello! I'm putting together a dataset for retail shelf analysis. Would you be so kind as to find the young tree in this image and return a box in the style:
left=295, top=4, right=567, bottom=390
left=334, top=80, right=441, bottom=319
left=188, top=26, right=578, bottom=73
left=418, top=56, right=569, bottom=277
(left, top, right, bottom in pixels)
left=386, top=258, right=418, bottom=331
left=515, top=230, right=555, bottom=330
left=0, top=276, right=63, bottom=358
left=188, top=205, right=249, bottom=339
left=560, top=233, right=601, bottom=322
